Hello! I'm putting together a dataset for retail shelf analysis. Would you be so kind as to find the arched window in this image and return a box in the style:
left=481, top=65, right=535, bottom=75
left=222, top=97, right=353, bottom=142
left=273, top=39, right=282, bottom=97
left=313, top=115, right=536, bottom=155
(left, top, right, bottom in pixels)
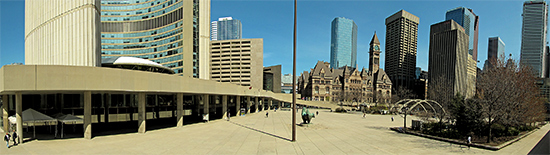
left=315, top=86, right=319, bottom=94
left=325, top=87, right=330, bottom=94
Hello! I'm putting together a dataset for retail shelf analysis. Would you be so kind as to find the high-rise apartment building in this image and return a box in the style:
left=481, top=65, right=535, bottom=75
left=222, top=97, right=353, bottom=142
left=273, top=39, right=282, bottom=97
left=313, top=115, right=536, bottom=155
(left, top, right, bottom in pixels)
left=25, top=0, right=102, bottom=67
left=485, top=37, right=505, bottom=70
left=521, top=0, right=548, bottom=78
left=100, top=0, right=211, bottom=78
left=385, top=10, right=419, bottom=90
left=428, top=20, right=469, bottom=98
left=330, top=17, right=358, bottom=69
left=211, top=21, right=218, bottom=40
left=210, top=38, right=263, bottom=89
left=446, top=7, right=479, bottom=61
left=211, top=17, right=242, bottom=41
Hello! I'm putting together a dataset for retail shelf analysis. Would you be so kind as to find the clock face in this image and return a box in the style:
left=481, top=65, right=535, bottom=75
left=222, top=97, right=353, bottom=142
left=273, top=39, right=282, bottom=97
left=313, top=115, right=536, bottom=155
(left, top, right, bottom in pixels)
left=374, top=45, right=380, bottom=51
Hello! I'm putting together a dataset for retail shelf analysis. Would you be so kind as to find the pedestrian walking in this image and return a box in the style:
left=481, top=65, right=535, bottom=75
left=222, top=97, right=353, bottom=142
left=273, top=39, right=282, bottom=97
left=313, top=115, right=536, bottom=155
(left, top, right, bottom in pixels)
left=12, top=130, right=18, bottom=145
left=227, top=112, right=230, bottom=121
left=266, top=111, right=269, bottom=118
left=391, top=116, right=394, bottom=122
left=467, top=136, right=472, bottom=149
left=4, top=133, right=10, bottom=148
left=316, top=111, right=319, bottom=116
left=363, top=112, right=366, bottom=118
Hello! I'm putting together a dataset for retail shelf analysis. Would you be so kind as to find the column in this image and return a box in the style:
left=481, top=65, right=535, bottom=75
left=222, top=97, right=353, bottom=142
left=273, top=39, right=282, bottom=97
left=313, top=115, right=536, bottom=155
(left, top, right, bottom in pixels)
left=83, top=91, right=92, bottom=139
left=222, top=95, right=228, bottom=119
left=268, top=98, right=273, bottom=110
left=255, top=97, right=259, bottom=113
left=15, top=92, right=22, bottom=142
left=2, top=95, right=8, bottom=132
left=138, top=93, right=146, bottom=133
left=203, top=94, right=209, bottom=120
left=105, top=94, right=110, bottom=123
left=236, top=96, right=241, bottom=116
left=155, top=95, right=159, bottom=119
left=246, top=96, right=251, bottom=114
left=177, top=93, right=183, bottom=127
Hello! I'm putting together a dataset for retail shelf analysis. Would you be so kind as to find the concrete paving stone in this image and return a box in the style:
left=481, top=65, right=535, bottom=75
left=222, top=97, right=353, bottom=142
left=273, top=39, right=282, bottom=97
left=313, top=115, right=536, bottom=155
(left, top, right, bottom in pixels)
left=1, top=110, right=548, bottom=154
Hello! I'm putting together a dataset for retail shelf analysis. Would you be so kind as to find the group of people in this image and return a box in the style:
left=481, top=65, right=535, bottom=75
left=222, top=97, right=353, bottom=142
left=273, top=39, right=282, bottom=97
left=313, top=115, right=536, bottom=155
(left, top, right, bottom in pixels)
left=3, top=130, right=18, bottom=148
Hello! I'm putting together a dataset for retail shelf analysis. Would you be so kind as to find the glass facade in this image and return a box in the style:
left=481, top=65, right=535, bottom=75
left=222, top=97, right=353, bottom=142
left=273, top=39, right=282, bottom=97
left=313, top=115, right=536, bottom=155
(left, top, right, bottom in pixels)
left=488, top=37, right=505, bottom=61
left=330, top=17, right=357, bottom=69
left=446, top=7, right=476, bottom=57
left=101, top=0, right=197, bottom=77
left=211, top=17, right=242, bottom=41
left=521, top=0, right=548, bottom=78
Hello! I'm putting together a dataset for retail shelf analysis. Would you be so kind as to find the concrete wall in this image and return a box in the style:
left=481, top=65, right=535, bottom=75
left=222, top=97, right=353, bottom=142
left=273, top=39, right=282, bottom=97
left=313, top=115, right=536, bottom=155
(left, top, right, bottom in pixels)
left=0, top=65, right=334, bottom=109
left=25, top=0, right=101, bottom=67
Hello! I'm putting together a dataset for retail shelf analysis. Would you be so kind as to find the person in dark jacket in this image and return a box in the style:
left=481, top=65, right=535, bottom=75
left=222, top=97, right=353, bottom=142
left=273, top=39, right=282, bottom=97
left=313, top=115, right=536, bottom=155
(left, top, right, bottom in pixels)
left=12, top=130, right=18, bottom=145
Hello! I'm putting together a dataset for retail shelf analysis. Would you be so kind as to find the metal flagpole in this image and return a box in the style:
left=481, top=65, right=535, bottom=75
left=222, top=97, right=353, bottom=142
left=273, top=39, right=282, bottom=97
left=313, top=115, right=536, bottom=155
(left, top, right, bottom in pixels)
left=291, top=0, right=297, bottom=142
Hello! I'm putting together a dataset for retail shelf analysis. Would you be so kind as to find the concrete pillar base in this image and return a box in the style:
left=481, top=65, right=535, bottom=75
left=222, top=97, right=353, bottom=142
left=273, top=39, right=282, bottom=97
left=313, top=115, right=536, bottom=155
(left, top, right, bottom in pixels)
left=15, top=93, right=23, bottom=142
left=2, top=95, right=8, bottom=133
left=177, top=94, right=183, bottom=127
left=138, top=93, right=146, bottom=133
left=83, top=91, right=92, bottom=139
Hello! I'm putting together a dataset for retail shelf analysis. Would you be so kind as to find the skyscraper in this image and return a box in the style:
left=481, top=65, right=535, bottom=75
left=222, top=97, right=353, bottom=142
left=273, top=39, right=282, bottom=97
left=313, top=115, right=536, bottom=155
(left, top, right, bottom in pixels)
left=330, top=17, right=358, bottom=69
left=485, top=37, right=505, bottom=70
left=211, top=17, right=242, bottom=41
left=100, top=0, right=211, bottom=78
left=385, top=10, right=419, bottom=90
left=428, top=20, right=469, bottom=98
left=521, top=0, right=548, bottom=78
left=446, top=7, right=479, bottom=61
left=211, top=21, right=218, bottom=40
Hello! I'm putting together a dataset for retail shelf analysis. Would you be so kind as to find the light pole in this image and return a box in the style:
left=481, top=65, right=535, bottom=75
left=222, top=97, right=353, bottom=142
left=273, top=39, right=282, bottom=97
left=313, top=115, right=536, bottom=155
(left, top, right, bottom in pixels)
left=291, top=0, right=297, bottom=142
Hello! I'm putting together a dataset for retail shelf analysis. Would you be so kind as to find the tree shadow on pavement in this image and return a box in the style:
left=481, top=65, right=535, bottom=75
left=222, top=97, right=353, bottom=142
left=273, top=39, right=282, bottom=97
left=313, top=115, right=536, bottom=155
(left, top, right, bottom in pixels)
left=229, top=121, right=292, bottom=142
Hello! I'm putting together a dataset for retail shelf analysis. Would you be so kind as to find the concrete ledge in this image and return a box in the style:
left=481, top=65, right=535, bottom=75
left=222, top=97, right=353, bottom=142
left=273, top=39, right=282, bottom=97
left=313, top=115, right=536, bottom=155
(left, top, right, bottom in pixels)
left=390, top=125, right=543, bottom=151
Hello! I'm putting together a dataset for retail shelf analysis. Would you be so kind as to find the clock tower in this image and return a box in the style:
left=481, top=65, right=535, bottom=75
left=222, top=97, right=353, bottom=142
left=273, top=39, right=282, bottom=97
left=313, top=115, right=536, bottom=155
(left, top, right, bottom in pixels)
left=369, top=33, right=381, bottom=73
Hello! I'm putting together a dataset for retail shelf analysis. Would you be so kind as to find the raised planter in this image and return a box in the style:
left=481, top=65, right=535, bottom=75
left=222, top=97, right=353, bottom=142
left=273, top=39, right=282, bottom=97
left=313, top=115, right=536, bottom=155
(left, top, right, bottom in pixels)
left=390, top=126, right=541, bottom=151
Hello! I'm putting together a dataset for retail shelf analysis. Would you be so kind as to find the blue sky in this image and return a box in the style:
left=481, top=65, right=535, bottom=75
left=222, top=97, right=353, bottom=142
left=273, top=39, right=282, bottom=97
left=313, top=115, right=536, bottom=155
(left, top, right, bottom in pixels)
left=0, top=0, right=536, bottom=75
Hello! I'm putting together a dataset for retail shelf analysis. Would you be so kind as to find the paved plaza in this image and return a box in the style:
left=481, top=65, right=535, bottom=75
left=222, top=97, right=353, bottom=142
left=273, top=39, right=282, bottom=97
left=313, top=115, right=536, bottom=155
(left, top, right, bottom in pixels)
left=1, top=109, right=548, bottom=154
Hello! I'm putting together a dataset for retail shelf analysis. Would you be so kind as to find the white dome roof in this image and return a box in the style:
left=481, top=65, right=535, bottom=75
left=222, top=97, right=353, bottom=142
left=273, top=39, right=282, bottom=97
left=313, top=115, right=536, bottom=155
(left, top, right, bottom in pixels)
left=109, top=56, right=164, bottom=68
left=102, top=56, right=174, bottom=74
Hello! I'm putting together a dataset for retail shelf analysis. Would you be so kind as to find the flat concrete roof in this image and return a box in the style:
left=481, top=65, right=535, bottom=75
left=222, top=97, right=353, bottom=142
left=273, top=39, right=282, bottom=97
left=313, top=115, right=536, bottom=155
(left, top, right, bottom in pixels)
left=0, top=65, right=336, bottom=109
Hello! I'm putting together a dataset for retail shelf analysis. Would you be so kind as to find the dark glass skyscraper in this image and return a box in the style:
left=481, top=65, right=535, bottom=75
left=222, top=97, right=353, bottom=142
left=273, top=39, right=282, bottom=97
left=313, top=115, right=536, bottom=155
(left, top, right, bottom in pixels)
left=330, top=17, right=357, bottom=69
left=211, top=17, right=242, bottom=40
left=521, top=0, right=548, bottom=78
left=446, top=7, right=479, bottom=61
left=485, top=37, right=505, bottom=70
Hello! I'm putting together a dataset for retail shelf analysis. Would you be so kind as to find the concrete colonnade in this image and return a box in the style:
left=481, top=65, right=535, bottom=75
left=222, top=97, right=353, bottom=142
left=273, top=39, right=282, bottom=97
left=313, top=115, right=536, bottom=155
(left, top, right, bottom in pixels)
left=3, top=92, right=284, bottom=141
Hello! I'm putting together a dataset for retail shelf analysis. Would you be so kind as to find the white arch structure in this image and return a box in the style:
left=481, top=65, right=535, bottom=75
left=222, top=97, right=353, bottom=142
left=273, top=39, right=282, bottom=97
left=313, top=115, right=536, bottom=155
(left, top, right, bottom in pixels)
left=391, top=99, right=447, bottom=116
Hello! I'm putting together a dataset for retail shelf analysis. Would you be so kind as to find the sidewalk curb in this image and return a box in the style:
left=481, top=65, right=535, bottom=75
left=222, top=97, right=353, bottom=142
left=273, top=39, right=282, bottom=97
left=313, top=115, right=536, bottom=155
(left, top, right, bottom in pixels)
left=390, top=124, right=545, bottom=151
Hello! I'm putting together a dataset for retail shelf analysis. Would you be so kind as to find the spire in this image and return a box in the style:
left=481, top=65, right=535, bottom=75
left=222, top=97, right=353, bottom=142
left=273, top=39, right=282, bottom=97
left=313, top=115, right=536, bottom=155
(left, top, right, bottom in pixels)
left=370, top=32, right=380, bottom=45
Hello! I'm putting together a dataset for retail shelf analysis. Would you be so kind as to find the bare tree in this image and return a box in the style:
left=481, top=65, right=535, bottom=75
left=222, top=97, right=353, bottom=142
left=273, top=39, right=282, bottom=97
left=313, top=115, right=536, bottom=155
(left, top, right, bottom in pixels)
left=427, top=75, right=453, bottom=123
left=477, top=57, right=546, bottom=143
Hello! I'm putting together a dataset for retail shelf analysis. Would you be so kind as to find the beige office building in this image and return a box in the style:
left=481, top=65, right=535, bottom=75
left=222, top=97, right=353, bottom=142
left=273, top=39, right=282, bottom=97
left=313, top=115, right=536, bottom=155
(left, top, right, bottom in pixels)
left=25, top=0, right=102, bottom=67
left=467, top=55, right=477, bottom=98
left=210, top=39, right=263, bottom=89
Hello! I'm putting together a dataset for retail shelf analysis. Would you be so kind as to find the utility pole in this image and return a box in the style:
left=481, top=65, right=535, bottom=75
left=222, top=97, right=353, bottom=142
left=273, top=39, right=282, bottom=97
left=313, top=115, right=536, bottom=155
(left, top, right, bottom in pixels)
left=291, top=0, right=297, bottom=142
